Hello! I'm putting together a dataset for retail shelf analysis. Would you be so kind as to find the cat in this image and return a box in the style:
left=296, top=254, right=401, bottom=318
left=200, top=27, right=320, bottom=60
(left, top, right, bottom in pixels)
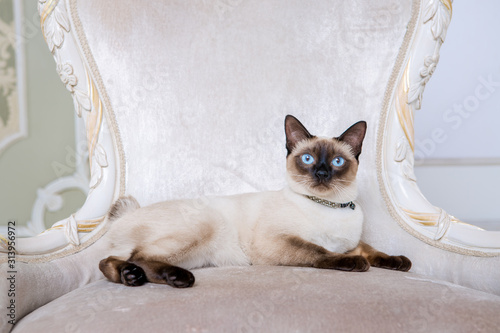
left=99, top=115, right=411, bottom=288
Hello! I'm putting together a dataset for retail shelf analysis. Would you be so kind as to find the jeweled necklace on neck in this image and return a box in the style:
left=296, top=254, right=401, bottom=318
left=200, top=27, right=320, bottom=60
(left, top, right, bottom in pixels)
left=303, top=195, right=356, bottom=210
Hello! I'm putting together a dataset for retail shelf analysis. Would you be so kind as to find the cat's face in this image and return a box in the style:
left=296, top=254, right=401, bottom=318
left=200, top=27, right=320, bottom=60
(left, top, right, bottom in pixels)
left=284, top=115, right=367, bottom=202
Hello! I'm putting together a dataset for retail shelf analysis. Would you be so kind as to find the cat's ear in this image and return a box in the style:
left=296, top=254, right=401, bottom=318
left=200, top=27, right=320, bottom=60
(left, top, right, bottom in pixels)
left=285, top=115, right=313, bottom=155
left=336, top=121, right=367, bottom=160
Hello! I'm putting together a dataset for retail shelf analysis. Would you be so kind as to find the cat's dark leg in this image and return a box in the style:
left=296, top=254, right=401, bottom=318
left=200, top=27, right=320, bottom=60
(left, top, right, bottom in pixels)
left=99, top=256, right=148, bottom=286
left=270, top=236, right=370, bottom=272
left=348, top=241, right=412, bottom=272
left=128, top=251, right=195, bottom=288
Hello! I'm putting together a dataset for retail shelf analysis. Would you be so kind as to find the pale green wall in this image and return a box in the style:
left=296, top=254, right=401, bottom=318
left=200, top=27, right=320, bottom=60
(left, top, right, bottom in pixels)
left=0, top=1, right=86, bottom=234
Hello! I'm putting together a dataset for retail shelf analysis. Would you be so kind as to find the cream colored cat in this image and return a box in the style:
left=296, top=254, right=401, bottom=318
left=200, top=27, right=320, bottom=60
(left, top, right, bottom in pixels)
left=100, top=115, right=411, bottom=288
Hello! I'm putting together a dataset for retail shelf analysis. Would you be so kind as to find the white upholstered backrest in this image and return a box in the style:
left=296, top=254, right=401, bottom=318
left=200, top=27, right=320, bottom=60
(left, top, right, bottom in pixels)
left=76, top=0, right=411, bottom=204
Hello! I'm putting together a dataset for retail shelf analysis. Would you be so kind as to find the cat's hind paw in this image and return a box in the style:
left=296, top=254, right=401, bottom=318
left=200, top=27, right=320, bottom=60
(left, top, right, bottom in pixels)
left=121, top=264, right=147, bottom=286
left=161, top=266, right=195, bottom=288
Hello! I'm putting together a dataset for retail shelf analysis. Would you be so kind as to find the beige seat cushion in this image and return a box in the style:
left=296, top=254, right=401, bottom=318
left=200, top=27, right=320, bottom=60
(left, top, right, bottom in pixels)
left=13, top=266, right=500, bottom=332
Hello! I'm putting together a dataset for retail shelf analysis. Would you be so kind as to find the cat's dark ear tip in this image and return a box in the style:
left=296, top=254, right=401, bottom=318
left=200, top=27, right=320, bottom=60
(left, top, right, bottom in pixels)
left=353, top=120, right=367, bottom=133
left=284, top=115, right=302, bottom=129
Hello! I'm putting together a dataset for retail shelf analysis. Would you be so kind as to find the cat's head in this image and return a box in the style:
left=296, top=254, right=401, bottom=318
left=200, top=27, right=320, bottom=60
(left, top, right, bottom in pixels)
left=284, top=115, right=367, bottom=202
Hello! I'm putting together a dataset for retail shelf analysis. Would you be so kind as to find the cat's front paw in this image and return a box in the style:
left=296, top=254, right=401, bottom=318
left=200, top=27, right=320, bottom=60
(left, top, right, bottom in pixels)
left=161, top=266, right=195, bottom=288
left=376, top=255, right=412, bottom=272
left=315, top=255, right=370, bottom=272
left=121, top=263, right=147, bottom=286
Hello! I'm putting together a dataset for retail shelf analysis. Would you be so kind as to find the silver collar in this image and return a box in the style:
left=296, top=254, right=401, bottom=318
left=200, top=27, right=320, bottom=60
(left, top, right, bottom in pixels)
left=304, top=195, right=356, bottom=210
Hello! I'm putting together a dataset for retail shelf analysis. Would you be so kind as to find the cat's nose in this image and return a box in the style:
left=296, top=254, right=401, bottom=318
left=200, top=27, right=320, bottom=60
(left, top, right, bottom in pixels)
left=315, top=170, right=329, bottom=180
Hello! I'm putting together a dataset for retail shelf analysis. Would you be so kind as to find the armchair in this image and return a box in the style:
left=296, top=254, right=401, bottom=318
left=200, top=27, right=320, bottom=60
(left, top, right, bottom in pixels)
left=2, top=0, right=500, bottom=332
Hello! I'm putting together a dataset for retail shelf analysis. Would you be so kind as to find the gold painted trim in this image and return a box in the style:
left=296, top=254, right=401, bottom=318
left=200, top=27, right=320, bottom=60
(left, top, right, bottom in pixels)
left=396, top=63, right=415, bottom=152
left=440, top=0, right=452, bottom=14
left=14, top=221, right=109, bottom=264
left=85, top=68, right=103, bottom=168
left=12, top=0, right=124, bottom=263
left=402, top=213, right=437, bottom=226
left=80, top=216, right=105, bottom=223
left=0, top=234, right=8, bottom=248
left=40, top=0, right=60, bottom=39
left=44, top=217, right=104, bottom=234
left=402, top=208, right=483, bottom=229
left=70, top=0, right=126, bottom=198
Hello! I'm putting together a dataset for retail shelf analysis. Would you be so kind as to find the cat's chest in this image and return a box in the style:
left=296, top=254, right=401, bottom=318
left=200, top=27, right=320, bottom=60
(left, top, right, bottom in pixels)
left=305, top=208, right=363, bottom=253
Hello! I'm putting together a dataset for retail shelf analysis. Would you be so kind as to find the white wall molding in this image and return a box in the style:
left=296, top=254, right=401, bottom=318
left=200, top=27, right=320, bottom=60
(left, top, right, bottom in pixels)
left=415, top=158, right=500, bottom=167
left=0, top=1, right=28, bottom=155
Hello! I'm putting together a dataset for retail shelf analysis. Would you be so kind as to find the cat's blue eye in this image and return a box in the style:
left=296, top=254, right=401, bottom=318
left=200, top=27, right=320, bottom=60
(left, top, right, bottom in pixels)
left=332, top=156, right=345, bottom=167
left=301, top=154, right=315, bottom=165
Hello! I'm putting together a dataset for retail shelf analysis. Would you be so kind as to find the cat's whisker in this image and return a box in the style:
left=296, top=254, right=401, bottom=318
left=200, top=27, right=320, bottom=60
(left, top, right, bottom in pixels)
left=330, top=183, right=345, bottom=192
left=331, top=184, right=356, bottom=201
left=292, top=172, right=355, bottom=200
left=292, top=174, right=311, bottom=180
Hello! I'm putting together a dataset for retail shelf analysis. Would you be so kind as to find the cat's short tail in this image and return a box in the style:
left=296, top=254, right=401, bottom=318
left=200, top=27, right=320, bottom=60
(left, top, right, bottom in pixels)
left=108, top=196, right=140, bottom=222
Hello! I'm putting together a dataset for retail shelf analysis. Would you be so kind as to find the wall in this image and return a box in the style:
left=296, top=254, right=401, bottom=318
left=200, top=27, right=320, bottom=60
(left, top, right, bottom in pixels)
left=414, top=0, right=500, bottom=230
left=0, top=1, right=86, bottom=237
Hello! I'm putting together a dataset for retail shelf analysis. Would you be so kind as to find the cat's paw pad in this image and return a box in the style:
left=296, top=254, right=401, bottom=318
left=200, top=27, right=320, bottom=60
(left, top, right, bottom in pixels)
left=335, top=256, right=370, bottom=272
left=163, top=267, right=195, bottom=288
left=396, top=255, right=412, bottom=271
left=378, top=255, right=412, bottom=272
left=121, top=264, right=147, bottom=286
